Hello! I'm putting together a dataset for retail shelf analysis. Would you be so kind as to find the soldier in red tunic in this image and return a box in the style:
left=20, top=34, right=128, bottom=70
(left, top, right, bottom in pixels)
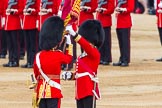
left=0, top=0, right=4, bottom=31
left=96, top=0, right=115, bottom=65
left=63, top=19, right=104, bottom=108
left=21, top=0, right=39, bottom=68
left=0, top=0, right=7, bottom=58
left=3, top=0, right=23, bottom=67
left=36, top=0, right=61, bottom=51
left=78, top=0, right=98, bottom=26
left=37, top=0, right=60, bottom=31
left=33, top=16, right=73, bottom=108
left=155, top=0, right=162, bottom=61
left=113, top=0, right=134, bottom=67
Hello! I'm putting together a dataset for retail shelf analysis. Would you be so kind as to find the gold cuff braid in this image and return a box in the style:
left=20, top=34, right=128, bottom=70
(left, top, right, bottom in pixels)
left=74, top=35, right=81, bottom=42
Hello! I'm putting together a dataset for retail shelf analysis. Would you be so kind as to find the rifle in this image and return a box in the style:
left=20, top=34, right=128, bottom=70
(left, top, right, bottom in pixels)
left=117, top=0, right=127, bottom=7
left=81, top=0, right=91, bottom=6
left=98, top=0, right=107, bottom=8
left=41, top=0, right=53, bottom=9
left=5, top=0, right=18, bottom=30
left=25, top=0, right=35, bottom=9
left=7, top=0, right=18, bottom=9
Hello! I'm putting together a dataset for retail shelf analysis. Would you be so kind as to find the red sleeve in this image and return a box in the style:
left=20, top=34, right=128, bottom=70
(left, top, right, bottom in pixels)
left=60, top=53, right=73, bottom=64
left=3, top=0, right=8, bottom=16
left=52, top=0, right=60, bottom=15
left=30, top=0, right=40, bottom=15
left=121, top=0, right=134, bottom=14
left=33, top=60, right=39, bottom=80
left=87, top=0, right=97, bottom=13
left=125, top=0, right=134, bottom=13
left=116, top=0, right=134, bottom=14
left=77, top=36, right=100, bottom=59
left=0, top=0, right=4, bottom=15
left=14, top=0, right=23, bottom=15
left=103, top=0, right=115, bottom=15
left=156, top=0, right=161, bottom=16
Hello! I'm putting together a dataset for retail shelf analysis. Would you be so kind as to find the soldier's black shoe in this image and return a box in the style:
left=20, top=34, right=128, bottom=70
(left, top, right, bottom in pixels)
left=100, top=60, right=104, bottom=64
left=113, top=61, right=122, bottom=66
left=156, top=57, right=162, bottom=62
left=11, top=62, right=19, bottom=67
left=121, top=62, right=129, bottom=67
left=102, top=61, right=110, bottom=65
left=0, top=54, right=6, bottom=58
left=3, top=62, right=13, bottom=67
left=21, top=63, right=33, bottom=68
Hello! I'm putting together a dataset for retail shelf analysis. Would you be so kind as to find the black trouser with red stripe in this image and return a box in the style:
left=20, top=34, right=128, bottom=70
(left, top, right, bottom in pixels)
left=116, top=28, right=131, bottom=63
left=6, top=30, right=20, bottom=63
left=76, top=96, right=96, bottom=108
left=19, top=30, right=25, bottom=57
left=0, top=30, right=7, bottom=55
left=99, top=27, right=112, bottom=63
left=158, top=27, right=162, bottom=46
left=23, top=29, right=38, bottom=65
left=39, top=98, right=60, bottom=108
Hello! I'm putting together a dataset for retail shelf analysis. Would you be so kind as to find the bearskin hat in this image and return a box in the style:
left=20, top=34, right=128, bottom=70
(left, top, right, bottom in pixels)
left=39, top=16, right=64, bottom=50
left=78, top=19, right=105, bottom=49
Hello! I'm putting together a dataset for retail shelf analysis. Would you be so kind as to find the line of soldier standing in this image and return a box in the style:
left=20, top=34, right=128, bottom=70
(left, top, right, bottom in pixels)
left=5, top=0, right=162, bottom=68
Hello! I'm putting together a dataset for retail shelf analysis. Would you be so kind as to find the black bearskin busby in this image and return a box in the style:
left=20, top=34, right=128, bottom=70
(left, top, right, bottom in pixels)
left=78, top=19, right=105, bottom=49
left=39, top=16, right=64, bottom=50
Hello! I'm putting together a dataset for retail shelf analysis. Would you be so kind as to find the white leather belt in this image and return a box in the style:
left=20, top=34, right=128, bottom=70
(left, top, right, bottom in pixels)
left=75, top=72, right=98, bottom=83
left=36, top=52, right=61, bottom=90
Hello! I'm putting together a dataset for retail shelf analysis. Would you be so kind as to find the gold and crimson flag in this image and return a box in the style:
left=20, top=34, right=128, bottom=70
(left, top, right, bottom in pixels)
left=61, top=0, right=80, bottom=26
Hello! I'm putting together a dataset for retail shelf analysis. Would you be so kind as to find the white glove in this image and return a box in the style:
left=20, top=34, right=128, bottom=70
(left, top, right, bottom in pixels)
left=61, top=71, right=73, bottom=80
left=57, top=10, right=62, bottom=17
left=64, top=34, right=72, bottom=45
left=65, top=25, right=76, bottom=36
left=24, top=8, right=31, bottom=15
left=10, top=9, right=18, bottom=12
left=39, top=8, right=48, bottom=15
left=47, top=9, right=52, bottom=13
left=6, top=9, right=11, bottom=15
left=115, top=7, right=127, bottom=13
left=158, top=9, right=162, bottom=13
left=96, top=8, right=106, bottom=13
left=27, top=8, right=36, bottom=13
left=158, top=2, right=162, bottom=8
left=80, top=6, right=91, bottom=11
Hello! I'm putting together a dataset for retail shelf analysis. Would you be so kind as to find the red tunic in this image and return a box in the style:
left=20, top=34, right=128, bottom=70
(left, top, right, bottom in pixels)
left=156, top=0, right=162, bottom=28
left=96, top=0, right=115, bottom=27
left=33, top=50, right=72, bottom=98
left=115, top=0, right=134, bottom=28
left=22, top=0, right=39, bottom=30
left=0, top=0, right=4, bottom=29
left=78, top=0, right=97, bottom=26
left=37, top=0, right=60, bottom=31
left=74, top=36, right=100, bottom=99
left=4, top=0, right=23, bottom=30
